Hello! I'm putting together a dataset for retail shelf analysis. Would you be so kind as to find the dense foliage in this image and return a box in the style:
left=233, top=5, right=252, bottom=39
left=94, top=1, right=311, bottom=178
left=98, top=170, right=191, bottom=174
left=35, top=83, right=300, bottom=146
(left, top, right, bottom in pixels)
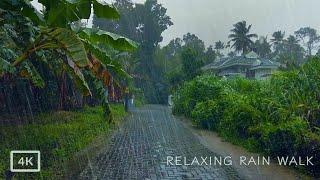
left=0, top=0, right=137, bottom=117
left=173, top=57, right=320, bottom=177
left=0, top=1, right=135, bottom=178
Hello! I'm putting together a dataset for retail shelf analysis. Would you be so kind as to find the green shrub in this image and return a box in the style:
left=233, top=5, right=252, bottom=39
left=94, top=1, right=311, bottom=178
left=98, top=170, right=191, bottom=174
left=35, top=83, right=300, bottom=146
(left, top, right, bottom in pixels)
left=219, top=93, right=261, bottom=139
left=297, top=132, right=320, bottom=176
left=191, top=100, right=219, bottom=130
left=257, top=117, right=308, bottom=156
left=173, top=75, right=222, bottom=117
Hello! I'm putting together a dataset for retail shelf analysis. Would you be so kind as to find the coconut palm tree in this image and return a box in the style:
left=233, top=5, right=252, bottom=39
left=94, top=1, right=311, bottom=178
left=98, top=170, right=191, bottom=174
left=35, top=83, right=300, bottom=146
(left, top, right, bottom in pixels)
left=271, top=31, right=285, bottom=44
left=214, top=41, right=225, bottom=57
left=253, top=36, right=271, bottom=58
left=271, top=31, right=285, bottom=54
left=228, top=21, right=257, bottom=54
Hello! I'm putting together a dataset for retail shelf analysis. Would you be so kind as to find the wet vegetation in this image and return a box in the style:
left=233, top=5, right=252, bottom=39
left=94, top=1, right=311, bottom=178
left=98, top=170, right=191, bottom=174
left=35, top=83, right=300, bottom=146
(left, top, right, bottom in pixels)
left=0, top=0, right=135, bottom=178
left=172, top=59, right=320, bottom=177
left=1, top=0, right=320, bottom=178
left=0, top=104, right=126, bottom=178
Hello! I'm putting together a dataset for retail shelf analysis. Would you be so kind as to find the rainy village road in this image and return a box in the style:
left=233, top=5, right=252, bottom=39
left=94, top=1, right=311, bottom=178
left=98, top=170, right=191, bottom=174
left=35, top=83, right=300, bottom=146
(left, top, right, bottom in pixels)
left=80, top=105, right=241, bottom=180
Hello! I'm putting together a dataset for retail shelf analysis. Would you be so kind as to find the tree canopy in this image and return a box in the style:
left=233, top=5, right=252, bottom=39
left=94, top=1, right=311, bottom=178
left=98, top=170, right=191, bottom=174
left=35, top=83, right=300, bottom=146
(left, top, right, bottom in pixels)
left=228, top=21, right=258, bottom=54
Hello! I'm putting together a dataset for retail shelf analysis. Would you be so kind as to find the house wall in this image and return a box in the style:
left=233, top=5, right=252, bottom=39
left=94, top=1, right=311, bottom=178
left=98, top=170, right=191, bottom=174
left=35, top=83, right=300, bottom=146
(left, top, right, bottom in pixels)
left=254, top=68, right=273, bottom=80
left=218, top=66, right=251, bottom=78
left=218, top=69, right=246, bottom=77
left=212, top=65, right=278, bottom=80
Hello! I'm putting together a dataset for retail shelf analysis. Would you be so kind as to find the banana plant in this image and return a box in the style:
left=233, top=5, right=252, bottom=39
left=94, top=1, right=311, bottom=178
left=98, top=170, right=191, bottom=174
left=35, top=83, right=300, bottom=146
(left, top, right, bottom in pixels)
left=1, top=0, right=138, bottom=97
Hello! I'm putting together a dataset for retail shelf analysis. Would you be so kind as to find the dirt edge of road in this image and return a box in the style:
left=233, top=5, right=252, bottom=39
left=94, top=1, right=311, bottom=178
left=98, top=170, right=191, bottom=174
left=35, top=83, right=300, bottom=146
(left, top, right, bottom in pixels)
left=177, top=116, right=313, bottom=180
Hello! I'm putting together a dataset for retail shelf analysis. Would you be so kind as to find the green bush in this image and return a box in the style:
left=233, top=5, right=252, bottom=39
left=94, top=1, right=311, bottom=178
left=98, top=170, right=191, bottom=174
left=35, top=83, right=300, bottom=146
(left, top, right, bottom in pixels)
left=256, top=117, right=308, bottom=156
left=173, top=75, right=222, bottom=117
left=297, top=132, right=320, bottom=176
left=191, top=100, right=219, bottom=130
left=220, top=94, right=262, bottom=139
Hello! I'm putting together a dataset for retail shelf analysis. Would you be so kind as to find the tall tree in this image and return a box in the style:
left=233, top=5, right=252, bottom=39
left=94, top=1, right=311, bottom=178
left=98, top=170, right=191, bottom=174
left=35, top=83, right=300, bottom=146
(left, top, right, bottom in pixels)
left=163, top=38, right=183, bottom=58
left=181, top=48, right=202, bottom=80
left=214, top=41, right=225, bottom=58
left=135, top=0, right=173, bottom=103
left=253, top=37, right=271, bottom=58
left=228, top=21, right=257, bottom=54
left=203, top=45, right=216, bottom=64
left=182, top=33, right=206, bottom=54
left=279, top=35, right=305, bottom=65
left=295, top=27, right=320, bottom=56
left=271, top=30, right=285, bottom=55
left=94, top=0, right=173, bottom=103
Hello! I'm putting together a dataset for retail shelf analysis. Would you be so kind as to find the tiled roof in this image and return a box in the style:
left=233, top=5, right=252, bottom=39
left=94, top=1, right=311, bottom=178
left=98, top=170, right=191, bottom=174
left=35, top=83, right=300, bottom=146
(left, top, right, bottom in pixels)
left=202, top=52, right=279, bottom=71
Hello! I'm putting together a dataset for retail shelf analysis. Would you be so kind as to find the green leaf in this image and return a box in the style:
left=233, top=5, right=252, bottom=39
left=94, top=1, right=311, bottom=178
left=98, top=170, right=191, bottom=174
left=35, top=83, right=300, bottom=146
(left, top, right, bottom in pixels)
left=43, top=0, right=91, bottom=27
left=22, top=62, right=45, bottom=88
left=0, top=57, right=16, bottom=75
left=83, top=41, right=131, bottom=79
left=79, top=28, right=138, bottom=52
left=21, top=0, right=45, bottom=25
left=83, top=41, right=113, bottom=66
left=92, top=0, right=120, bottom=20
left=40, top=0, right=119, bottom=27
left=65, top=57, right=92, bottom=96
left=0, top=0, right=44, bottom=25
left=41, top=27, right=89, bottom=67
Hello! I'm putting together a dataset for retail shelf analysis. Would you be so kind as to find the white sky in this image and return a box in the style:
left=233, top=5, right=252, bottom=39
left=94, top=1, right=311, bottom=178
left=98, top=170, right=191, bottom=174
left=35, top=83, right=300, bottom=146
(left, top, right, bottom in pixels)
left=155, top=0, right=320, bottom=47
left=32, top=0, right=320, bottom=47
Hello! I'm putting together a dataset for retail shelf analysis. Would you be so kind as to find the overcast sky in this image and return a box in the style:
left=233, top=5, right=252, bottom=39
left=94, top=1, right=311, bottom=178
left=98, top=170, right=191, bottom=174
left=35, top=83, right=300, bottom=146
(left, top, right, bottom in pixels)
left=133, top=0, right=320, bottom=47
left=32, top=0, right=320, bottom=47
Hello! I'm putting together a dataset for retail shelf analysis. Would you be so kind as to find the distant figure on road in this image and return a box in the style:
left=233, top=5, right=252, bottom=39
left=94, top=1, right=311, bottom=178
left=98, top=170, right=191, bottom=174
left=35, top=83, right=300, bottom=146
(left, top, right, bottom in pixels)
left=168, top=95, right=173, bottom=106
left=124, top=87, right=129, bottom=112
left=130, top=94, right=135, bottom=108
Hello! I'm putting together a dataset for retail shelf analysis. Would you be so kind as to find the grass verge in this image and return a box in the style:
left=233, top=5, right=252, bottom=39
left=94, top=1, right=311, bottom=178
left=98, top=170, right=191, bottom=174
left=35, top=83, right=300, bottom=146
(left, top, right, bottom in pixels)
left=0, top=103, right=127, bottom=179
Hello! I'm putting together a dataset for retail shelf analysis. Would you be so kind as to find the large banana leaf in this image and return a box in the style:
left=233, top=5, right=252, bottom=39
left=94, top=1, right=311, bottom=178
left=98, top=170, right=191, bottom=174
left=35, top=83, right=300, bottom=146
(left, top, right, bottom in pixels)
left=0, top=0, right=44, bottom=25
left=79, top=28, right=138, bottom=52
left=39, top=28, right=90, bottom=67
left=39, top=0, right=119, bottom=27
left=21, top=0, right=44, bottom=25
left=88, top=54, right=112, bottom=86
left=92, top=0, right=120, bottom=19
left=65, top=57, right=92, bottom=96
left=45, top=0, right=91, bottom=27
left=83, top=41, right=130, bottom=79
left=0, top=57, right=16, bottom=75
left=20, top=62, right=45, bottom=88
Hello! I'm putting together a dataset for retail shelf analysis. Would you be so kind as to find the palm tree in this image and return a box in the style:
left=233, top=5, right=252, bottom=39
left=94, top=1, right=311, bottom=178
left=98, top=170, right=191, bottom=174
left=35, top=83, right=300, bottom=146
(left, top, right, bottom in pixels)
left=253, top=36, right=271, bottom=58
left=214, top=41, right=225, bottom=57
left=271, top=31, right=285, bottom=44
left=228, top=21, right=257, bottom=54
left=286, top=35, right=299, bottom=45
left=271, top=31, right=285, bottom=54
left=280, top=35, right=305, bottom=65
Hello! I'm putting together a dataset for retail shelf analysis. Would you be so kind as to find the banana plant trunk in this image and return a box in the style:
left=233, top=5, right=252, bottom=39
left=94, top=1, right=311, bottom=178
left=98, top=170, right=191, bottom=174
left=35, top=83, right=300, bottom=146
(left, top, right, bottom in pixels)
left=58, top=72, right=67, bottom=110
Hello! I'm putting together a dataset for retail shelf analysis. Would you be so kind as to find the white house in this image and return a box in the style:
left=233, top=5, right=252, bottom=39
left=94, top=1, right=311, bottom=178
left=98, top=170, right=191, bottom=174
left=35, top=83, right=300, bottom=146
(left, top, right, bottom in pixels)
left=202, top=52, right=280, bottom=80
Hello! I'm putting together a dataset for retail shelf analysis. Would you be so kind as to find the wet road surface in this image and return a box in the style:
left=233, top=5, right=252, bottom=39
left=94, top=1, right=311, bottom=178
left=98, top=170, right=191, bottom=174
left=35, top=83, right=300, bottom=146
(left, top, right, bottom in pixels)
left=80, top=105, right=241, bottom=180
